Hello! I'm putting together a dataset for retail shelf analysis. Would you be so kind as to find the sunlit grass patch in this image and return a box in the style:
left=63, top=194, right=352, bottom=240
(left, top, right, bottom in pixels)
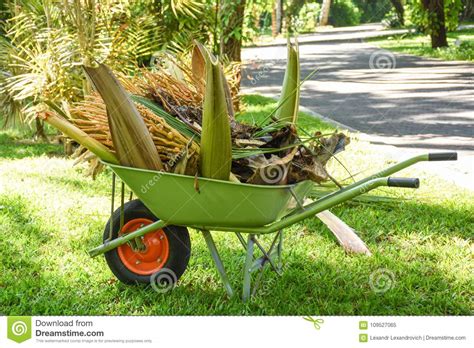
left=0, top=95, right=472, bottom=315
left=368, top=28, right=474, bottom=61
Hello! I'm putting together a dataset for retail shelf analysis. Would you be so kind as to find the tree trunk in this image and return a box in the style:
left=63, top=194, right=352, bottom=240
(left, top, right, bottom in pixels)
left=34, top=117, right=49, bottom=143
left=422, top=0, right=448, bottom=48
left=276, top=0, right=282, bottom=34
left=271, top=0, right=282, bottom=37
left=272, top=4, right=277, bottom=37
left=389, top=0, right=405, bottom=25
left=221, top=0, right=246, bottom=62
left=221, top=0, right=246, bottom=108
left=319, top=0, right=331, bottom=26
left=461, top=0, right=474, bottom=21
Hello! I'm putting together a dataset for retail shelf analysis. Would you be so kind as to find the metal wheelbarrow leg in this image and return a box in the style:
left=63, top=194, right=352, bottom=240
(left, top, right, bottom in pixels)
left=200, top=229, right=284, bottom=301
left=242, top=231, right=284, bottom=301
left=201, top=230, right=234, bottom=297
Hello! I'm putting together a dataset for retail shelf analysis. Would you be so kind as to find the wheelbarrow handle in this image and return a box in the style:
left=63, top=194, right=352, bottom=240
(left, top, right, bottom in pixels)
left=387, top=177, right=420, bottom=188
left=428, top=152, right=457, bottom=161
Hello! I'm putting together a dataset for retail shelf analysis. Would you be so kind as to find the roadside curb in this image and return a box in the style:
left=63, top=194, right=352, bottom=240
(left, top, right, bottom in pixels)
left=301, top=106, right=473, bottom=191
left=245, top=29, right=411, bottom=48
left=243, top=93, right=472, bottom=191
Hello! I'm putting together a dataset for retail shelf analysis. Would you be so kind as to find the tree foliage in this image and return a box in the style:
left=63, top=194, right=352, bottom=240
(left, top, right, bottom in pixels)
left=352, top=0, right=393, bottom=23
left=329, top=0, right=361, bottom=27
left=0, top=0, right=211, bottom=126
left=407, top=0, right=463, bottom=33
left=219, top=0, right=247, bottom=61
left=407, top=0, right=463, bottom=48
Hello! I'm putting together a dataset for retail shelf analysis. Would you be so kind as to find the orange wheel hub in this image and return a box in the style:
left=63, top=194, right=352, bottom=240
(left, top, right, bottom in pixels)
left=117, top=218, right=169, bottom=275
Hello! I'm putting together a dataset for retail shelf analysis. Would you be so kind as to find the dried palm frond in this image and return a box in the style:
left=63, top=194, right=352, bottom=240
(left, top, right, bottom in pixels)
left=131, top=95, right=200, bottom=139
left=119, top=67, right=203, bottom=128
left=38, top=38, right=347, bottom=186
left=131, top=68, right=202, bottom=107
left=246, top=147, right=299, bottom=185
left=192, top=43, right=237, bottom=121
left=191, top=44, right=206, bottom=92
left=225, top=61, right=242, bottom=112
left=69, top=94, right=200, bottom=175
left=289, top=133, right=350, bottom=183
left=83, top=64, right=163, bottom=171
left=71, top=145, right=105, bottom=179
left=39, top=109, right=119, bottom=165
left=136, top=103, right=200, bottom=175
left=116, top=48, right=241, bottom=127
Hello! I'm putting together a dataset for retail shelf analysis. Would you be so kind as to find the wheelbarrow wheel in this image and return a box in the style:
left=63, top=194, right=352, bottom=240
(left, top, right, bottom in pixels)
left=103, top=199, right=191, bottom=286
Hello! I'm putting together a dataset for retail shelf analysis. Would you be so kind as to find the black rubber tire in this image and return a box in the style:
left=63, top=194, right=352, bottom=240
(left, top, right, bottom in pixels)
left=103, top=199, right=191, bottom=285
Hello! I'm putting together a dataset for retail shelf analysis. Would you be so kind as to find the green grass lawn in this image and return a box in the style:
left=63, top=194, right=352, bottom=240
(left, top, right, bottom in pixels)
left=368, top=28, right=474, bottom=61
left=0, top=95, right=472, bottom=315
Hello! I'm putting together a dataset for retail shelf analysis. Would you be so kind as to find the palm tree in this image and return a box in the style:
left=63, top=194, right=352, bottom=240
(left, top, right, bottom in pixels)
left=272, top=0, right=283, bottom=37
left=0, top=0, right=209, bottom=133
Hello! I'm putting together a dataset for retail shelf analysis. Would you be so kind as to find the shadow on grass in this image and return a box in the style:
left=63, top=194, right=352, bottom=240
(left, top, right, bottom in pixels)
left=248, top=251, right=472, bottom=315
left=1, top=198, right=471, bottom=316
left=0, top=195, right=54, bottom=314
left=0, top=132, right=471, bottom=315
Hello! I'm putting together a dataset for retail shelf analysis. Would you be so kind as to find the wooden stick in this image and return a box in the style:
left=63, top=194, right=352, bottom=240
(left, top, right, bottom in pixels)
left=316, top=210, right=372, bottom=256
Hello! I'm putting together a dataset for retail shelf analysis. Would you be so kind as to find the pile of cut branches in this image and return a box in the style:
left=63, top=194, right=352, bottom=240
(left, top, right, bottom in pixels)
left=41, top=40, right=349, bottom=185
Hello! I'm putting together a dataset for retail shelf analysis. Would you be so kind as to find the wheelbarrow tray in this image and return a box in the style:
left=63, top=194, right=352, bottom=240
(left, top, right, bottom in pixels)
left=92, top=153, right=456, bottom=301
left=108, top=162, right=313, bottom=228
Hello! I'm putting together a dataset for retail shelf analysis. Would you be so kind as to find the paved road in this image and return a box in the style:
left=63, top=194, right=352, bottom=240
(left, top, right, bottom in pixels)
left=243, top=40, right=473, bottom=153
left=241, top=26, right=474, bottom=188
left=253, top=23, right=410, bottom=46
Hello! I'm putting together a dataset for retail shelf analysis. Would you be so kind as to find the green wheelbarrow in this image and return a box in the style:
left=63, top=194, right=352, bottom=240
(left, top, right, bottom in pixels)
left=88, top=152, right=457, bottom=301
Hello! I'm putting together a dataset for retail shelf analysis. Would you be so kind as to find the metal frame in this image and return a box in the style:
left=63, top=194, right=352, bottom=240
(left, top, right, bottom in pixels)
left=88, top=152, right=457, bottom=300
left=200, top=230, right=284, bottom=301
left=89, top=175, right=389, bottom=257
left=201, top=230, right=234, bottom=297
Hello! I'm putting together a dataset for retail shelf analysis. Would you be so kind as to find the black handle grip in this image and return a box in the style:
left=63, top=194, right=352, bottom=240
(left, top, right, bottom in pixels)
left=387, top=177, right=420, bottom=188
left=428, top=152, right=457, bottom=161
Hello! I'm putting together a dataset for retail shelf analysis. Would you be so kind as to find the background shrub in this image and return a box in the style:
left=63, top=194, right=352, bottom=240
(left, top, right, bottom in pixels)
left=329, top=0, right=362, bottom=27
left=294, top=2, right=322, bottom=32
left=353, top=0, right=392, bottom=23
